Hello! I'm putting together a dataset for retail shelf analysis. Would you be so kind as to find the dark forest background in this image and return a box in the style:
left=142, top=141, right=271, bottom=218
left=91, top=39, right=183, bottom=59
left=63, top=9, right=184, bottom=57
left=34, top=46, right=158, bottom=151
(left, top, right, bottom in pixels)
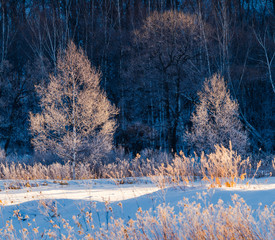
left=0, top=0, right=274, bottom=157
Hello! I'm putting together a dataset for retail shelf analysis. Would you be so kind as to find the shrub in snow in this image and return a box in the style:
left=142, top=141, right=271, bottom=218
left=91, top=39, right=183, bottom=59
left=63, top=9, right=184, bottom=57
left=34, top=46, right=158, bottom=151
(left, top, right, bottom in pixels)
left=200, top=142, right=250, bottom=179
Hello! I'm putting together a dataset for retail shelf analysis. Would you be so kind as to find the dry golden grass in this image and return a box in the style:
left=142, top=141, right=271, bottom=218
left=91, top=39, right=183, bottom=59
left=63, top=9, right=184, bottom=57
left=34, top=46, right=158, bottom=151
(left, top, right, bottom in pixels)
left=0, top=144, right=268, bottom=191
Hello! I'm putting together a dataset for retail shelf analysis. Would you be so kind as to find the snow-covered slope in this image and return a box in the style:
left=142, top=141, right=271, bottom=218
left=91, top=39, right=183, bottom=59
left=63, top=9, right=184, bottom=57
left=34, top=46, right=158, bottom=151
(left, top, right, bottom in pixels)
left=0, top=177, right=274, bottom=239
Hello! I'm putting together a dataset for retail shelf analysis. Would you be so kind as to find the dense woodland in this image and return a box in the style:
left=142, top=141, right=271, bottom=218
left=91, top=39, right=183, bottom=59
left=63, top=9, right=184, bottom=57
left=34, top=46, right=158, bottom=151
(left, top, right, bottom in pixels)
left=0, top=0, right=274, bottom=159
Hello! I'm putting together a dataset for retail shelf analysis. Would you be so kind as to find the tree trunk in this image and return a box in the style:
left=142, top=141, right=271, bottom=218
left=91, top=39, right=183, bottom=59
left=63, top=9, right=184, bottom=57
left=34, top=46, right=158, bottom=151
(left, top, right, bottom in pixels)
left=72, top=153, right=76, bottom=180
left=171, top=75, right=181, bottom=152
left=4, top=93, right=20, bottom=154
left=164, top=75, right=172, bottom=151
left=72, top=71, right=77, bottom=180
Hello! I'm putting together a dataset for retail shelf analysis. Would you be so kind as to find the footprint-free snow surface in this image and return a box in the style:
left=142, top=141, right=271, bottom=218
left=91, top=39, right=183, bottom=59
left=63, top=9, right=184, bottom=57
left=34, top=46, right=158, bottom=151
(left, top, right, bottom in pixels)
left=0, top=177, right=274, bottom=237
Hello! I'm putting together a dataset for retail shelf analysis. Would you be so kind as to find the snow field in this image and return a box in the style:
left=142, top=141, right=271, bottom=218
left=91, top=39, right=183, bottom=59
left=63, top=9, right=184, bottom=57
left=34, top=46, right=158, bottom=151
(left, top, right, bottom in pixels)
left=0, top=177, right=274, bottom=239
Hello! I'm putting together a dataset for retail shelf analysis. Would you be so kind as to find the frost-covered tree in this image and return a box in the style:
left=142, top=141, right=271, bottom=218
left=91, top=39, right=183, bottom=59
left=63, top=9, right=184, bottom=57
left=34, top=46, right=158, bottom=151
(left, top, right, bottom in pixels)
left=186, top=74, right=248, bottom=155
left=30, top=42, right=118, bottom=179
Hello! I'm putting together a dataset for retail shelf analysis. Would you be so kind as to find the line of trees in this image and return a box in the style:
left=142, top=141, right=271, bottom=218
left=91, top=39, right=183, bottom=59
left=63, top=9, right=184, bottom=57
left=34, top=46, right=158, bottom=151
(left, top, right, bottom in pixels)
left=0, top=0, right=274, bottom=156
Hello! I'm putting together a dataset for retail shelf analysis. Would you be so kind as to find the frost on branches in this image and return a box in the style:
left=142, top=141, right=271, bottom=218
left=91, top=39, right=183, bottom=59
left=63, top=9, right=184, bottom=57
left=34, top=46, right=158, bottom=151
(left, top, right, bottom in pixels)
left=30, top=42, right=118, bottom=179
left=186, top=74, right=248, bottom=155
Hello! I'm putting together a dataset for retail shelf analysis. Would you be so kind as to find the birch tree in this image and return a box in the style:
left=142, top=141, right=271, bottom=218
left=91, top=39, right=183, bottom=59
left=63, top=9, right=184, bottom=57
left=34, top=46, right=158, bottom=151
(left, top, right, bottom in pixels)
left=254, top=27, right=275, bottom=95
left=30, top=42, right=118, bottom=179
left=186, top=74, right=248, bottom=155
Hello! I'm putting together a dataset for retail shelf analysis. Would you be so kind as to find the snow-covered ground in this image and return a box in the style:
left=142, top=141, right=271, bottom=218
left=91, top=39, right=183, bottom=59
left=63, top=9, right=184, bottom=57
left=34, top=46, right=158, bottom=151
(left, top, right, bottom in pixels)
left=0, top=177, right=274, bottom=238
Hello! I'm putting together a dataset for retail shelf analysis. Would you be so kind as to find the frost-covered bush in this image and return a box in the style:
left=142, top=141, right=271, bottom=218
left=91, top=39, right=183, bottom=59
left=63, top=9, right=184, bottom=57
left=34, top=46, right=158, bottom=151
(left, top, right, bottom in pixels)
left=200, top=142, right=250, bottom=179
left=0, top=148, right=5, bottom=162
left=0, top=162, right=94, bottom=180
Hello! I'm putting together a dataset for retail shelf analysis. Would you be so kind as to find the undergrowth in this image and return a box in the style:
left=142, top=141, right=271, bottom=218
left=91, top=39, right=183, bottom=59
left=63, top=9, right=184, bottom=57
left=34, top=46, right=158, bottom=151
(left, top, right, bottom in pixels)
left=0, top=144, right=273, bottom=189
